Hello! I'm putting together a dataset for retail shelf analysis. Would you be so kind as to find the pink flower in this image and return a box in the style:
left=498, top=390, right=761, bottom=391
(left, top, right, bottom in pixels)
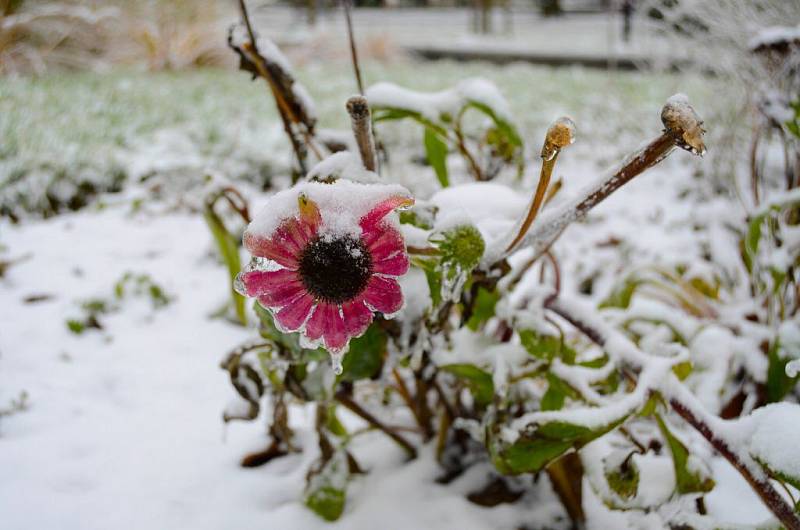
left=237, top=188, right=414, bottom=353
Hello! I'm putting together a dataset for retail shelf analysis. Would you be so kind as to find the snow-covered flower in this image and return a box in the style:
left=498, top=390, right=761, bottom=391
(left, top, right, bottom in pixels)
left=236, top=181, right=414, bottom=354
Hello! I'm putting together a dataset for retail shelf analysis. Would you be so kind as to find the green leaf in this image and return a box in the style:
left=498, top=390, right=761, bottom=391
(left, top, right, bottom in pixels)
left=440, top=363, right=494, bottom=406
left=466, top=287, right=500, bottom=331
left=599, top=276, right=642, bottom=310
left=66, top=319, right=85, bottom=334
left=465, top=101, right=523, bottom=148
left=767, top=339, right=798, bottom=403
left=419, top=258, right=443, bottom=309
left=672, top=361, right=693, bottom=381
left=744, top=214, right=763, bottom=274
left=655, top=413, right=715, bottom=494
left=338, top=324, right=386, bottom=383
left=306, top=486, right=346, bottom=522
left=491, top=436, right=574, bottom=475
left=464, top=100, right=525, bottom=176
left=490, top=405, right=631, bottom=475
left=579, top=354, right=609, bottom=369
left=541, top=373, right=578, bottom=412
left=424, top=126, right=449, bottom=188
left=519, top=329, right=576, bottom=364
left=325, top=404, right=348, bottom=438
left=606, top=458, right=640, bottom=499
left=305, top=450, right=349, bottom=521
left=203, top=207, right=246, bottom=325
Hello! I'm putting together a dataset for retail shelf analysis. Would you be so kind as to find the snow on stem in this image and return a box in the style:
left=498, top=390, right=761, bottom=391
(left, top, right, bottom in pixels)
left=546, top=295, right=800, bottom=530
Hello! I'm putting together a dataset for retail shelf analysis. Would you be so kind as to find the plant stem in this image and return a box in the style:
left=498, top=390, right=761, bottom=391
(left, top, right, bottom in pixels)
left=235, top=0, right=321, bottom=171
left=454, top=108, right=483, bottom=181
left=346, top=96, right=378, bottom=172
left=342, top=0, right=364, bottom=95
left=507, top=152, right=558, bottom=252
left=335, top=390, right=417, bottom=459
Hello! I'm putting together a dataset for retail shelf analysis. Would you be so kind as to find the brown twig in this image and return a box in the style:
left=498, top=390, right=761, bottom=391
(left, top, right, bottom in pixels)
left=545, top=298, right=800, bottom=530
left=233, top=0, right=322, bottom=172
left=342, top=0, right=364, bottom=95
left=335, top=390, right=417, bottom=459
left=454, top=107, right=483, bottom=181
left=346, top=95, right=378, bottom=172
left=669, top=399, right=800, bottom=530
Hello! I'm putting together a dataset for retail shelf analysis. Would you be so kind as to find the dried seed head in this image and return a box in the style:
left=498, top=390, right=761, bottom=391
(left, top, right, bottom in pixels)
left=346, top=95, right=370, bottom=120
left=541, top=117, right=576, bottom=161
left=661, top=94, right=707, bottom=156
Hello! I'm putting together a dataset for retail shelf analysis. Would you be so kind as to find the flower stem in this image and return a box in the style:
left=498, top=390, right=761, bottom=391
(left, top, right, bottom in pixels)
left=506, top=153, right=559, bottom=252
left=506, top=117, right=575, bottom=253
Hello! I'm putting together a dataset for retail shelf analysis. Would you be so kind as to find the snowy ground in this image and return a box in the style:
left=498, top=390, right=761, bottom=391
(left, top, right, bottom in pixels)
left=0, top=60, right=777, bottom=529
left=0, top=178, right=777, bottom=530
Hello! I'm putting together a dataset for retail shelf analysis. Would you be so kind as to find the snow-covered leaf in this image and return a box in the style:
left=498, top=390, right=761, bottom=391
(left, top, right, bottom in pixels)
left=441, top=363, right=494, bottom=406
left=655, top=413, right=714, bottom=494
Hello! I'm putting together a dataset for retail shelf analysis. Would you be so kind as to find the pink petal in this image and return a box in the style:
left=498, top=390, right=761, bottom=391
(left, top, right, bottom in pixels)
left=341, top=297, right=374, bottom=338
left=241, top=269, right=301, bottom=301
left=364, top=226, right=405, bottom=259
left=373, top=252, right=409, bottom=276
left=274, top=294, right=315, bottom=331
left=243, top=232, right=299, bottom=270
left=363, top=276, right=403, bottom=314
left=273, top=218, right=312, bottom=256
left=359, top=195, right=414, bottom=231
left=305, top=303, right=348, bottom=351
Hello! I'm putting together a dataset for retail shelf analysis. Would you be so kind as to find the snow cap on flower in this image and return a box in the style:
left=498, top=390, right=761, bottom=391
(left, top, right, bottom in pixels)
left=661, top=94, right=706, bottom=156
left=237, top=178, right=413, bottom=365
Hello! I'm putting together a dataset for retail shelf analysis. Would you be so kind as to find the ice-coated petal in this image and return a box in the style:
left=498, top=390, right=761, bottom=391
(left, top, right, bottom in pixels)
left=241, top=268, right=301, bottom=302
left=363, top=276, right=403, bottom=314
left=363, top=225, right=405, bottom=258
left=273, top=217, right=313, bottom=256
left=341, top=297, right=374, bottom=337
left=359, top=194, right=414, bottom=231
left=274, top=293, right=315, bottom=331
left=243, top=232, right=300, bottom=269
left=373, top=252, right=409, bottom=276
left=305, top=302, right=348, bottom=351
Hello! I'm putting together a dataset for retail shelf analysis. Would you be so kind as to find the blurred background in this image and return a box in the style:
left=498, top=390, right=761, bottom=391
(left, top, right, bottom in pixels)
left=2, top=0, right=797, bottom=221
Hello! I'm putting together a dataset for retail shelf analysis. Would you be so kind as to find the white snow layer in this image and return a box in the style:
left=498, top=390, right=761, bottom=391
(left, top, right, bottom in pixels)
left=246, top=175, right=411, bottom=240
left=748, top=403, right=800, bottom=482
left=365, top=78, right=513, bottom=122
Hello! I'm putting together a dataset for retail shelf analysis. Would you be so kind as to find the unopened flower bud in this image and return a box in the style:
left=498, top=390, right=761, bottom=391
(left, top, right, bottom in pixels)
left=541, top=117, right=576, bottom=161
left=661, top=94, right=706, bottom=156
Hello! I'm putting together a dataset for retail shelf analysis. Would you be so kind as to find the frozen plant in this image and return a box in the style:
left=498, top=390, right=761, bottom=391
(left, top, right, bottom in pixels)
left=212, top=11, right=800, bottom=528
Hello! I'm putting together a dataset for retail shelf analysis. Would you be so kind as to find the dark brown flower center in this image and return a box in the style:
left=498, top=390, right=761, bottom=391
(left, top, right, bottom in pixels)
left=299, top=235, right=372, bottom=304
